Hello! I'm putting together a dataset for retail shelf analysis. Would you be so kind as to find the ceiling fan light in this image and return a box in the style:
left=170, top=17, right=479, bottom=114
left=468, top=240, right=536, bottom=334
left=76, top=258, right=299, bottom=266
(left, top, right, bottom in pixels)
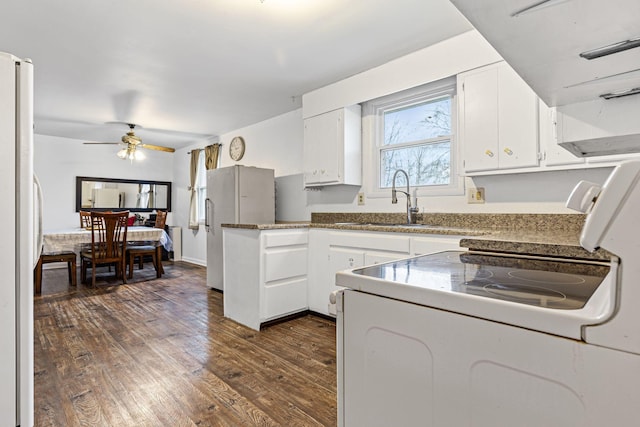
left=134, top=150, right=146, bottom=160
left=117, top=148, right=128, bottom=159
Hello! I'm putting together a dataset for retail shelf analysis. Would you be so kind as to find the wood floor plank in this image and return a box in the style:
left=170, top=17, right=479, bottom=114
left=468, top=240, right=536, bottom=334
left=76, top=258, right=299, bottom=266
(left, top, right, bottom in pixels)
left=35, top=261, right=337, bottom=426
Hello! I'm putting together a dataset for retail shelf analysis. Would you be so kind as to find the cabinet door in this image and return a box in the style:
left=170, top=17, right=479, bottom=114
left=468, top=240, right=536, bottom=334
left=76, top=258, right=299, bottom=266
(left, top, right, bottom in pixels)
left=497, top=63, right=539, bottom=169
left=329, top=248, right=365, bottom=293
left=303, top=110, right=341, bottom=185
left=461, top=62, right=540, bottom=173
left=307, top=229, right=330, bottom=315
left=364, top=251, right=406, bottom=266
left=328, top=247, right=365, bottom=316
left=460, top=66, right=500, bottom=172
left=543, top=105, right=584, bottom=167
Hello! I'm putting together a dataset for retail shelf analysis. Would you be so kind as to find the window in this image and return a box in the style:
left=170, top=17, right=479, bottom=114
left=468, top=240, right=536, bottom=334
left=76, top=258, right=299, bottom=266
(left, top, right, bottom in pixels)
left=195, top=151, right=207, bottom=222
left=364, top=77, right=462, bottom=197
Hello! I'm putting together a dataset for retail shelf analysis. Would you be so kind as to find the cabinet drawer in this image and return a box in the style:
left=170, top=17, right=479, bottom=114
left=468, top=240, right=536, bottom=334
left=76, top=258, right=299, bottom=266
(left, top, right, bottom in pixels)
left=264, top=247, right=308, bottom=282
left=364, top=251, right=406, bottom=265
left=263, top=230, right=308, bottom=248
left=411, top=236, right=461, bottom=255
left=329, top=231, right=410, bottom=253
left=263, top=277, right=308, bottom=320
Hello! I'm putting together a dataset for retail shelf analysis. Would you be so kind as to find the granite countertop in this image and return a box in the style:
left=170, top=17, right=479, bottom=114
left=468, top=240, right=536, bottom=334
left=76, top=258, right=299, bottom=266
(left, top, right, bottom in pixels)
left=460, top=230, right=611, bottom=261
left=221, top=212, right=612, bottom=261
left=221, top=222, right=310, bottom=230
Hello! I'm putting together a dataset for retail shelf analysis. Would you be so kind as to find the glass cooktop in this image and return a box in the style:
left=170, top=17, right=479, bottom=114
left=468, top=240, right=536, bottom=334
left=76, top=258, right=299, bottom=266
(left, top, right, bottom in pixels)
left=352, top=251, right=611, bottom=310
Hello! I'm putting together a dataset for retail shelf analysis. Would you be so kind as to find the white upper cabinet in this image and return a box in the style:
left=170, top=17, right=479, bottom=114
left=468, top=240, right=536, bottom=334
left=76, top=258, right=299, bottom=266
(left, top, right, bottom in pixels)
left=540, top=102, right=584, bottom=167
left=459, top=62, right=539, bottom=174
left=451, top=0, right=640, bottom=158
left=557, top=96, right=640, bottom=161
left=450, top=0, right=640, bottom=108
left=303, top=105, right=362, bottom=187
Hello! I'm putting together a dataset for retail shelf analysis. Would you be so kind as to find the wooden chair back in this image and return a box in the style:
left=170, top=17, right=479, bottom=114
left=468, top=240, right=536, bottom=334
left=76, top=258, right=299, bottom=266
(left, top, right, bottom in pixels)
left=79, top=210, right=92, bottom=228
left=154, top=210, right=167, bottom=229
left=88, top=211, right=129, bottom=264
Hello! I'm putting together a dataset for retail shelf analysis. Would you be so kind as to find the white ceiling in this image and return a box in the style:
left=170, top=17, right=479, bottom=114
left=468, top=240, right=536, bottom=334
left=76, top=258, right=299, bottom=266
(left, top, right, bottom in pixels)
left=1, top=0, right=472, bottom=148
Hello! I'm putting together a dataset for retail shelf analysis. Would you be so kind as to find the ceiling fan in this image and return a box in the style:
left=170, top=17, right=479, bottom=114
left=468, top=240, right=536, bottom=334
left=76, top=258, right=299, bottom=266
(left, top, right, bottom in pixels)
left=84, top=123, right=176, bottom=160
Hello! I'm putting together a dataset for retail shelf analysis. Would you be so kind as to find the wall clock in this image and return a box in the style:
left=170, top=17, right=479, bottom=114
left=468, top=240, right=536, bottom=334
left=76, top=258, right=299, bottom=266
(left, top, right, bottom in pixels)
left=229, top=136, right=245, bottom=161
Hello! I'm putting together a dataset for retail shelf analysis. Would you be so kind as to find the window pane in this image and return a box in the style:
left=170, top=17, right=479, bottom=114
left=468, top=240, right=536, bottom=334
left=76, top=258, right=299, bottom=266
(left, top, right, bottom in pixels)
left=380, top=141, right=450, bottom=188
left=384, top=97, right=451, bottom=146
left=196, top=152, right=207, bottom=221
left=196, top=153, right=206, bottom=188
left=197, top=188, right=206, bottom=221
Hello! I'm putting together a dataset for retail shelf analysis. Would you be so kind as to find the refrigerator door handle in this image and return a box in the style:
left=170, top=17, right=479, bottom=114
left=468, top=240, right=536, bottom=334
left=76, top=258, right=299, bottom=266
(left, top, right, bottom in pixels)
left=205, top=198, right=211, bottom=231
left=33, top=174, right=44, bottom=268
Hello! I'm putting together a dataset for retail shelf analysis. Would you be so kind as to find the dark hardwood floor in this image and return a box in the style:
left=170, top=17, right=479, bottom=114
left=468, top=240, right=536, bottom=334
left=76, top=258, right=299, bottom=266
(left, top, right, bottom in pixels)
left=34, top=261, right=337, bottom=426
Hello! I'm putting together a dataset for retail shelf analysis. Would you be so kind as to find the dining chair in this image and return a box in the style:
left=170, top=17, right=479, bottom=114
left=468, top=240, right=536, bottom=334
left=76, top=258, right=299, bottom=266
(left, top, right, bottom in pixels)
left=34, top=250, right=77, bottom=295
left=126, top=210, right=166, bottom=279
left=154, top=210, right=167, bottom=229
left=79, top=210, right=92, bottom=228
left=80, top=211, right=129, bottom=287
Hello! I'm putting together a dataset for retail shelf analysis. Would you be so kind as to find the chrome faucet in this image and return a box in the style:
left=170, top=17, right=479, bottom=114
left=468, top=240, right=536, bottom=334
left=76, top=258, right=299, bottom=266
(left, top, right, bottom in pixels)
left=391, top=169, right=419, bottom=224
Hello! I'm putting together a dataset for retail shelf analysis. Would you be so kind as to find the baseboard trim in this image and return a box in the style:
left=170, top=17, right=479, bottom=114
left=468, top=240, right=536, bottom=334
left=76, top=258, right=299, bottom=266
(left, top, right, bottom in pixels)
left=180, top=257, right=206, bottom=267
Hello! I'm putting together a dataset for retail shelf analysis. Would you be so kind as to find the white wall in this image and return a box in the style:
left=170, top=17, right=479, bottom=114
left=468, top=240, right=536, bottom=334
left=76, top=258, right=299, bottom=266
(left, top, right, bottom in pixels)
left=302, top=30, right=502, bottom=118
left=305, top=169, right=614, bottom=215
left=34, top=134, right=174, bottom=231
left=172, top=109, right=304, bottom=266
left=298, top=29, right=617, bottom=215
left=172, top=31, right=623, bottom=262
left=217, top=109, right=304, bottom=174
left=172, top=138, right=210, bottom=266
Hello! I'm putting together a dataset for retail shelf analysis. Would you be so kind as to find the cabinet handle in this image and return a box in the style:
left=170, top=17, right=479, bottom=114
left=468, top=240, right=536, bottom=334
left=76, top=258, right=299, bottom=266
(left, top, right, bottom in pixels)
left=321, top=169, right=326, bottom=174
left=485, top=150, right=494, bottom=157
left=504, top=148, right=513, bottom=155
left=313, top=170, right=317, bottom=175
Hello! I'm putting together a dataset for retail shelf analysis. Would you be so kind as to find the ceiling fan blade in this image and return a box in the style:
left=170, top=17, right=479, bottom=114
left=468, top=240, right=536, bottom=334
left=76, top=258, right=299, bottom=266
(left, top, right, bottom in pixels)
left=139, top=143, right=176, bottom=153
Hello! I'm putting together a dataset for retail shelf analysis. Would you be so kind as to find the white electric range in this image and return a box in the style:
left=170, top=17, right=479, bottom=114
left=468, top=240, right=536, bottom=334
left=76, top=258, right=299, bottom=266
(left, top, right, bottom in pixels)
left=335, top=160, right=640, bottom=427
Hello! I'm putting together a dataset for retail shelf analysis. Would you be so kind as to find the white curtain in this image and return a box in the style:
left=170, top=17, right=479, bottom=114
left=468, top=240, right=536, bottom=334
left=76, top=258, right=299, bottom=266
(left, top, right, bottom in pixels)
left=188, top=149, right=201, bottom=230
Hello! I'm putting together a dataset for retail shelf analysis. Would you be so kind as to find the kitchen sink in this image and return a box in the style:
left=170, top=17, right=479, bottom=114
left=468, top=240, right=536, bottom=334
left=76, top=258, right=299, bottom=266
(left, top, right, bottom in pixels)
left=334, top=222, right=438, bottom=228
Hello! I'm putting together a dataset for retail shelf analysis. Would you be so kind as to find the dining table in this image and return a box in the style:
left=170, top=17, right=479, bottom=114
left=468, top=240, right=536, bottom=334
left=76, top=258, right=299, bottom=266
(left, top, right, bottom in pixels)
left=36, top=226, right=172, bottom=293
left=42, top=226, right=173, bottom=254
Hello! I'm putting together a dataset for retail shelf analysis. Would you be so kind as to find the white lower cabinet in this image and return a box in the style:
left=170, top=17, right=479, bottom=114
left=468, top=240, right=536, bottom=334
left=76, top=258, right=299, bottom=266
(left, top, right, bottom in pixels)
left=364, top=251, right=406, bottom=265
left=223, top=228, right=308, bottom=330
left=224, top=227, right=463, bottom=326
left=308, top=229, right=462, bottom=317
left=411, top=235, right=462, bottom=256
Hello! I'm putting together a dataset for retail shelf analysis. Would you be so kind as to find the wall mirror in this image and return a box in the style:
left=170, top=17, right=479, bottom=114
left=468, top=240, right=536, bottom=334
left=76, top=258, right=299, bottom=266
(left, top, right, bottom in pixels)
left=76, top=176, right=172, bottom=212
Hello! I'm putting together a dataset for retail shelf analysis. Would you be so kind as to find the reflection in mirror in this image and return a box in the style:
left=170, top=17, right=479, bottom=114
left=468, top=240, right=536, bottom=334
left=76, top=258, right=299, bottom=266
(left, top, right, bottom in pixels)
left=76, top=176, right=172, bottom=212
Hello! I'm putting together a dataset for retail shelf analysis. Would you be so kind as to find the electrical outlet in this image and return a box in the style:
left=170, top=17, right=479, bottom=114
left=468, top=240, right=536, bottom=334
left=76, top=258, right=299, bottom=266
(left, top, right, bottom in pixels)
left=357, top=192, right=365, bottom=205
left=468, top=187, right=485, bottom=204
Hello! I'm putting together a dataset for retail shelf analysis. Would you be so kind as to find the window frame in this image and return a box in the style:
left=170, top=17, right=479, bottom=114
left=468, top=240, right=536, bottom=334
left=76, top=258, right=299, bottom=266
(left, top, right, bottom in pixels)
left=363, top=77, right=463, bottom=199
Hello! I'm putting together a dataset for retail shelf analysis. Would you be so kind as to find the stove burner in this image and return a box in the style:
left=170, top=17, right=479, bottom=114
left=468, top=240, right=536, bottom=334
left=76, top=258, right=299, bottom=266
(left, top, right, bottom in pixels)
left=466, top=268, right=494, bottom=280
left=507, top=270, right=586, bottom=285
left=483, top=283, right=567, bottom=304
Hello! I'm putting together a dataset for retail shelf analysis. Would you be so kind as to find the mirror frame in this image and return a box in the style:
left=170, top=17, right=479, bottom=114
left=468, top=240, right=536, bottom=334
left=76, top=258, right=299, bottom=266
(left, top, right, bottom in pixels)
left=75, top=176, right=172, bottom=213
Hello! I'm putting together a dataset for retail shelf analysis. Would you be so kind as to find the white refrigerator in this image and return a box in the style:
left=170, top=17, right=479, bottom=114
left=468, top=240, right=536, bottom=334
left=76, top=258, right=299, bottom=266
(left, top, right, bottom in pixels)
left=205, top=165, right=274, bottom=290
left=0, top=52, right=36, bottom=426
